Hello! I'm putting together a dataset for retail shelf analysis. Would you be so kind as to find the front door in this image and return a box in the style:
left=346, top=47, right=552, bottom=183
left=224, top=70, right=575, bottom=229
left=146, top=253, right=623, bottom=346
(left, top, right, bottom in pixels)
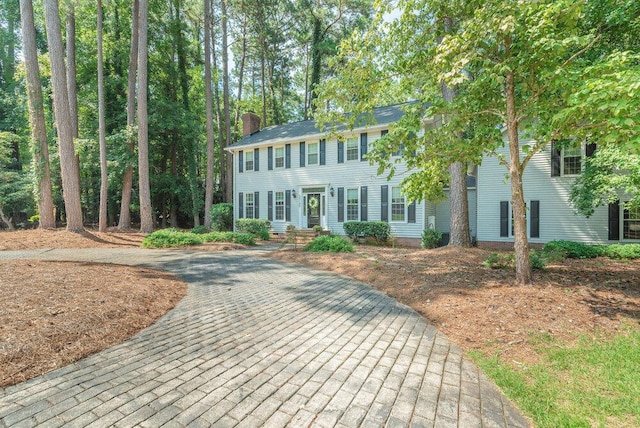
left=307, top=193, right=321, bottom=228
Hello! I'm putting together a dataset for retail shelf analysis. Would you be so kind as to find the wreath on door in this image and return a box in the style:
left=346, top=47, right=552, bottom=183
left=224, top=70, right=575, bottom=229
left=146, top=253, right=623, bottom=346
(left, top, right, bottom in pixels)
left=308, top=196, right=319, bottom=210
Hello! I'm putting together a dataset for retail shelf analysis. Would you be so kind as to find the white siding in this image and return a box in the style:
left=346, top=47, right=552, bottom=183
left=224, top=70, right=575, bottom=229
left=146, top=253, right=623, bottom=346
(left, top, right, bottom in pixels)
left=434, top=189, right=477, bottom=238
left=477, top=140, right=609, bottom=244
left=232, top=130, right=426, bottom=238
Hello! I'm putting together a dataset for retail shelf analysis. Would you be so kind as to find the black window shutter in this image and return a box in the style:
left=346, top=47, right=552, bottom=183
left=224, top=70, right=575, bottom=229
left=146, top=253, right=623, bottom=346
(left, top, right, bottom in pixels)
left=320, top=139, right=326, bottom=165
left=338, top=140, right=344, bottom=164
left=285, top=144, right=291, bottom=169
left=500, top=201, right=509, bottom=237
left=238, top=192, right=244, bottom=219
left=254, top=148, right=259, bottom=171
left=300, top=142, right=305, bottom=167
left=285, top=190, right=291, bottom=221
left=337, top=187, right=344, bottom=223
left=268, top=191, right=273, bottom=221
left=381, top=185, right=388, bottom=222
left=530, top=200, right=540, bottom=238
left=268, top=146, right=273, bottom=170
left=239, top=150, right=244, bottom=173
left=609, top=201, right=620, bottom=240
left=550, top=141, right=561, bottom=177
left=586, top=143, right=597, bottom=157
left=254, top=192, right=259, bottom=218
left=381, top=130, right=389, bottom=158
left=360, top=133, right=368, bottom=161
left=360, top=186, right=368, bottom=221
left=408, top=201, right=416, bottom=224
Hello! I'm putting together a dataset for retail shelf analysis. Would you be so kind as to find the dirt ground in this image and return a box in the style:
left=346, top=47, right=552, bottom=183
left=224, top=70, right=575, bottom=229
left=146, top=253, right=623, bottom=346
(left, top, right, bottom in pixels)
left=268, top=245, right=640, bottom=368
left=1, top=229, right=639, bottom=389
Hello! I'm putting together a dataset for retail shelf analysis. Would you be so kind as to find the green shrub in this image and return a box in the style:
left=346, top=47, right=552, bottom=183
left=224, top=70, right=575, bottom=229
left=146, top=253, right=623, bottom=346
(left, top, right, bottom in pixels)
left=233, top=233, right=256, bottom=246
left=210, top=203, right=234, bottom=231
left=542, top=240, right=604, bottom=259
left=421, top=228, right=443, bottom=249
left=482, top=251, right=546, bottom=270
left=312, top=225, right=323, bottom=233
left=191, top=225, right=208, bottom=235
left=142, top=229, right=203, bottom=248
left=604, top=243, right=640, bottom=259
left=305, top=235, right=354, bottom=253
left=201, top=231, right=236, bottom=242
left=236, top=218, right=271, bottom=239
left=343, top=221, right=391, bottom=243
left=482, top=252, right=514, bottom=269
left=529, top=249, right=547, bottom=270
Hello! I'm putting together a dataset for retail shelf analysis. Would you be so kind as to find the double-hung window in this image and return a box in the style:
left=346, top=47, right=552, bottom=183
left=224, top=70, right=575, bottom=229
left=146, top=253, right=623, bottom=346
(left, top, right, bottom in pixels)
left=346, top=137, right=358, bottom=161
left=391, top=186, right=405, bottom=221
left=308, top=142, right=319, bottom=165
left=275, top=147, right=285, bottom=168
left=623, top=205, right=640, bottom=240
left=245, top=151, right=254, bottom=171
left=245, top=193, right=254, bottom=218
left=562, top=146, right=582, bottom=176
left=346, top=189, right=359, bottom=221
left=275, top=191, right=285, bottom=221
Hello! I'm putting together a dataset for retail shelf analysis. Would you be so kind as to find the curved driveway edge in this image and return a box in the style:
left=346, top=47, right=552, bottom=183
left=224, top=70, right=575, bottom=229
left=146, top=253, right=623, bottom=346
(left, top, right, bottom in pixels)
left=0, top=248, right=530, bottom=427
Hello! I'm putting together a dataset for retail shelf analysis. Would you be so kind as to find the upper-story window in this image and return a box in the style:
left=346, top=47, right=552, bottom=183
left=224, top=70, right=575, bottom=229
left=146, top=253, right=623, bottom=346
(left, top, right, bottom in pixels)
left=562, top=146, right=582, bottom=176
left=275, top=147, right=285, bottom=168
left=308, top=142, right=319, bottom=165
left=391, top=186, right=405, bottom=221
left=245, top=151, right=254, bottom=171
left=346, top=137, right=358, bottom=161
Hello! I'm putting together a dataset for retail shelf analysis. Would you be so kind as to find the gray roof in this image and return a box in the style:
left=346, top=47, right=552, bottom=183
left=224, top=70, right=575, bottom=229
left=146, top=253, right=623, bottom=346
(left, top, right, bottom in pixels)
left=230, top=103, right=412, bottom=149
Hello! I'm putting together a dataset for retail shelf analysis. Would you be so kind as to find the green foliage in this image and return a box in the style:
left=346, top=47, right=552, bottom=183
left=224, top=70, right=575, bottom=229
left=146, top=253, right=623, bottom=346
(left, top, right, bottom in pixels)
left=570, top=145, right=640, bottom=217
left=604, top=244, right=640, bottom=260
left=142, top=229, right=257, bottom=248
left=305, top=235, right=354, bottom=253
left=542, top=240, right=604, bottom=259
left=312, top=225, right=323, bottom=233
left=191, top=225, right=208, bottom=235
left=141, top=229, right=203, bottom=248
left=235, top=218, right=271, bottom=240
left=482, top=251, right=546, bottom=270
left=342, top=221, right=391, bottom=243
left=231, top=233, right=256, bottom=246
left=421, top=228, right=443, bottom=249
left=470, top=329, right=640, bottom=427
left=209, top=203, right=234, bottom=231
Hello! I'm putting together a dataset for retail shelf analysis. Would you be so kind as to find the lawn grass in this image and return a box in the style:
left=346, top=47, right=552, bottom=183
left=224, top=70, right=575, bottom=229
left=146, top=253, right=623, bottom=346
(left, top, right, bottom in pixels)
left=469, top=327, right=640, bottom=427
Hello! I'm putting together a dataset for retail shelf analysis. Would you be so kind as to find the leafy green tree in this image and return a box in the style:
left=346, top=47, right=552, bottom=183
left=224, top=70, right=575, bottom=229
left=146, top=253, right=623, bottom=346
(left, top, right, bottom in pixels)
left=571, top=145, right=640, bottom=216
left=318, top=0, right=640, bottom=285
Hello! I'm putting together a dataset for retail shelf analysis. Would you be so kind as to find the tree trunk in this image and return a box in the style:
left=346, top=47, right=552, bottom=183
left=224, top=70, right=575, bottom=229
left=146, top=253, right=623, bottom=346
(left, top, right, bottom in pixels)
left=308, top=16, right=322, bottom=114
left=66, top=8, right=78, bottom=138
left=233, top=16, right=247, bottom=128
left=19, top=0, right=55, bottom=229
left=221, top=0, right=232, bottom=203
left=118, top=0, right=139, bottom=230
left=43, top=0, right=83, bottom=232
left=0, top=206, right=14, bottom=230
left=441, top=16, right=470, bottom=248
left=97, top=0, right=108, bottom=232
left=506, top=69, right=531, bottom=285
left=203, top=0, right=215, bottom=229
left=212, top=6, right=224, bottom=194
left=137, top=0, right=153, bottom=233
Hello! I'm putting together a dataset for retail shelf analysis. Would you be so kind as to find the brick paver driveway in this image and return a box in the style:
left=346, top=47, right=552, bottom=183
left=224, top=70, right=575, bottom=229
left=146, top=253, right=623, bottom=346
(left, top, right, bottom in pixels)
left=0, top=248, right=529, bottom=427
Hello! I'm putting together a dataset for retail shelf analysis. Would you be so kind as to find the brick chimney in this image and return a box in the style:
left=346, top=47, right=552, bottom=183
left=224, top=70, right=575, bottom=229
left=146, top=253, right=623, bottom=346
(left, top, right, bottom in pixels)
left=242, top=111, right=261, bottom=136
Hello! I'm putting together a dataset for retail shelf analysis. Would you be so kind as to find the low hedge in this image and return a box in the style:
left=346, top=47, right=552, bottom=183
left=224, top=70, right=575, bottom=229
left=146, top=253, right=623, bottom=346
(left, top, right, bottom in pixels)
left=305, top=235, right=354, bottom=253
left=343, top=221, right=391, bottom=243
left=141, top=228, right=256, bottom=248
left=235, top=218, right=271, bottom=240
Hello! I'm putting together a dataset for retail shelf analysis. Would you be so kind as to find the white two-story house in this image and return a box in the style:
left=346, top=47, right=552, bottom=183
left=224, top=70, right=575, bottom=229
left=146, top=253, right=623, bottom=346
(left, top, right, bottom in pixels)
left=228, top=104, right=637, bottom=246
left=228, top=104, right=474, bottom=245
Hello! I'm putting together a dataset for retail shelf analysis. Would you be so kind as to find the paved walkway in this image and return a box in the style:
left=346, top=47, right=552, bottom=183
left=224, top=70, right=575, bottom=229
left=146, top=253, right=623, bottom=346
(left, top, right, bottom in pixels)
left=0, top=247, right=529, bottom=427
